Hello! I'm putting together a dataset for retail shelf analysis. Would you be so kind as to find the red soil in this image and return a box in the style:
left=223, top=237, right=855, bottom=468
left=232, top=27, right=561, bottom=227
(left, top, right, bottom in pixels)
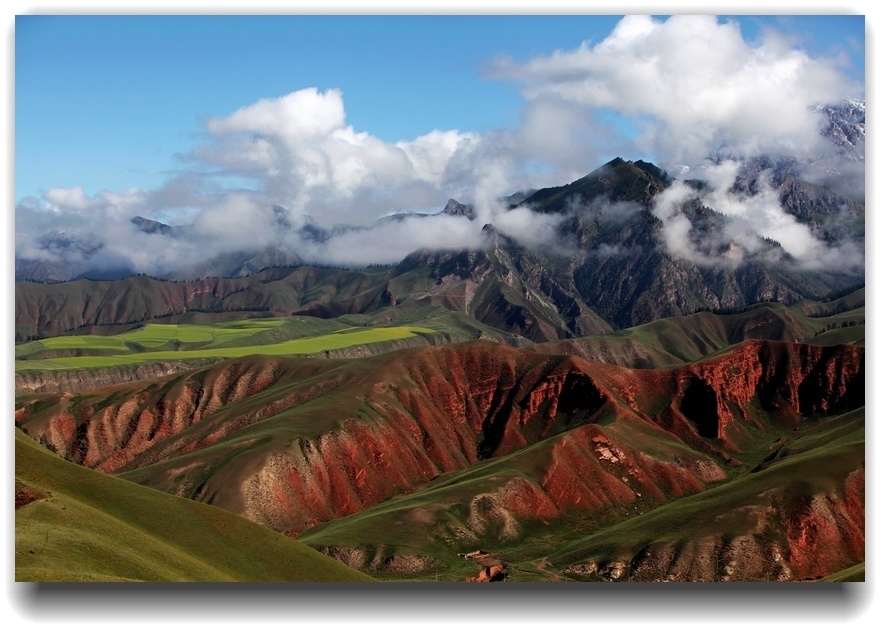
left=15, top=480, right=41, bottom=509
left=466, top=563, right=507, bottom=582
left=782, top=469, right=865, bottom=578
left=17, top=340, right=864, bottom=536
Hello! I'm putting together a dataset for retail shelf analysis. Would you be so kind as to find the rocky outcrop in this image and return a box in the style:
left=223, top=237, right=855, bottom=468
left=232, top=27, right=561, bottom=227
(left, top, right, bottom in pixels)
left=564, top=468, right=864, bottom=582
left=14, top=360, right=218, bottom=395
left=317, top=546, right=439, bottom=575
left=466, top=564, right=507, bottom=582
left=655, top=340, right=863, bottom=448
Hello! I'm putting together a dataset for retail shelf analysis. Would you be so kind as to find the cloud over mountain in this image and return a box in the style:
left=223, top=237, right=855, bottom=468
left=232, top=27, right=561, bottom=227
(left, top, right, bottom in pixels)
left=193, top=88, right=483, bottom=226
left=15, top=16, right=864, bottom=280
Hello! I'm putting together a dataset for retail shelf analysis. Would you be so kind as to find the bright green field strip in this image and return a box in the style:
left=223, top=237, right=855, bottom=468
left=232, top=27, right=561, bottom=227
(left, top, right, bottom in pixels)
left=16, top=325, right=435, bottom=371
left=16, top=318, right=289, bottom=357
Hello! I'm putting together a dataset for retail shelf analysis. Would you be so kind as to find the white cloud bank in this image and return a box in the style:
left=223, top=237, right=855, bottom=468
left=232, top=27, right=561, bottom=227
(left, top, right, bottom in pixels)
left=16, top=16, right=863, bottom=277
left=193, top=88, right=482, bottom=227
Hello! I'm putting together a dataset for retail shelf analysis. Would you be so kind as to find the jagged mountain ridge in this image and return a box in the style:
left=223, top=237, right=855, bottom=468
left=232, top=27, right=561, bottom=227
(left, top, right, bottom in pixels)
left=819, top=99, right=865, bottom=162
left=16, top=101, right=863, bottom=287
left=15, top=155, right=863, bottom=341
left=16, top=99, right=863, bottom=286
left=520, top=157, right=863, bottom=327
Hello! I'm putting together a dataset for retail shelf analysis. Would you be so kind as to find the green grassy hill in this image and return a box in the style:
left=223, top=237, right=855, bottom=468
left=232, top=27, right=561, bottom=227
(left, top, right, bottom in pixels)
left=14, top=428, right=374, bottom=582
left=538, top=295, right=864, bottom=368
left=296, top=410, right=724, bottom=580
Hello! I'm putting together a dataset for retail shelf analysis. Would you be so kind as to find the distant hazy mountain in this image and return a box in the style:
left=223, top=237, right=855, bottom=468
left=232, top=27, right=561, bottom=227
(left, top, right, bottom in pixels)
left=130, top=215, right=182, bottom=236
left=164, top=247, right=304, bottom=281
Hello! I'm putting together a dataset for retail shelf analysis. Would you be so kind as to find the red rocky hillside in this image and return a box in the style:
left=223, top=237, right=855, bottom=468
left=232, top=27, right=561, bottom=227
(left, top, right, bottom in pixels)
left=15, top=339, right=863, bottom=538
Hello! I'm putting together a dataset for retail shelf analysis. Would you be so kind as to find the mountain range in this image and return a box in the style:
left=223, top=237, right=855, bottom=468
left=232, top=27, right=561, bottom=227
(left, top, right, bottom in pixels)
left=15, top=100, right=865, bottom=286
left=14, top=100, right=865, bottom=582
left=16, top=154, right=864, bottom=345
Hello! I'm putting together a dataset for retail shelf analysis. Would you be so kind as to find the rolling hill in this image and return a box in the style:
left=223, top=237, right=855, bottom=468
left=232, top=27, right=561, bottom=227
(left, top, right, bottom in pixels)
left=296, top=408, right=863, bottom=582
left=16, top=326, right=863, bottom=580
left=14, top=428, right=374, bottom=582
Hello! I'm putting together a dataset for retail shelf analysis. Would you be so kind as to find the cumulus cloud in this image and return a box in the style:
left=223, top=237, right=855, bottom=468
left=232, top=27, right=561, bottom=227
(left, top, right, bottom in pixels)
left=43, top=186, right=94, bottom=212
left=193, top=87, right=483, bottom=227
left=491, top=15, right=861, bottom=165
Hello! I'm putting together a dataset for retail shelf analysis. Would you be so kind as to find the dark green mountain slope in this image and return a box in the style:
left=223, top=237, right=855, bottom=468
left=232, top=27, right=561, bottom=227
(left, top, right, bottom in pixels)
left=536, top=290, right=864, bottom=368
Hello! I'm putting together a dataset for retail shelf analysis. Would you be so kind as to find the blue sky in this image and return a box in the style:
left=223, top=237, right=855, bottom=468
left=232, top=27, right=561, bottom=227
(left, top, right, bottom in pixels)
left=15, top=15, right=620, bottom=199
left=7, top=6, right=870, bottom=274
left=15, top=13, right=865, bottom=202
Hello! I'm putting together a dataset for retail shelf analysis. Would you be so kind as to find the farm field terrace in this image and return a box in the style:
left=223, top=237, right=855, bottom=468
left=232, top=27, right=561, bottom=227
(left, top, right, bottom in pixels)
left=15, top=317, right=437, bottom=371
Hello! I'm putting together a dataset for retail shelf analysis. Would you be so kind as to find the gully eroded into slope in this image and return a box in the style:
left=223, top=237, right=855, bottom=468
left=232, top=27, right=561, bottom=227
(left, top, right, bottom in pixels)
left=563, top=467, right=864, bottom=582
left=15, top=340, right=864, bottom=538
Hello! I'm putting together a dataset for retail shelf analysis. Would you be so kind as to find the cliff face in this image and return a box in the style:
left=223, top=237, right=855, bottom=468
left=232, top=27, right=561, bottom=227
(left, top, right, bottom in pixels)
left=660, top=340, right=863, bottom=447
left=15, top=340, right=864, bottom=539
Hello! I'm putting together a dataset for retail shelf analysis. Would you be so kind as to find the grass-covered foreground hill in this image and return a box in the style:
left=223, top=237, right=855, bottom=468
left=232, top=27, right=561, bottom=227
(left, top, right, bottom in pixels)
left=14, top=428, right=374, bottom=582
